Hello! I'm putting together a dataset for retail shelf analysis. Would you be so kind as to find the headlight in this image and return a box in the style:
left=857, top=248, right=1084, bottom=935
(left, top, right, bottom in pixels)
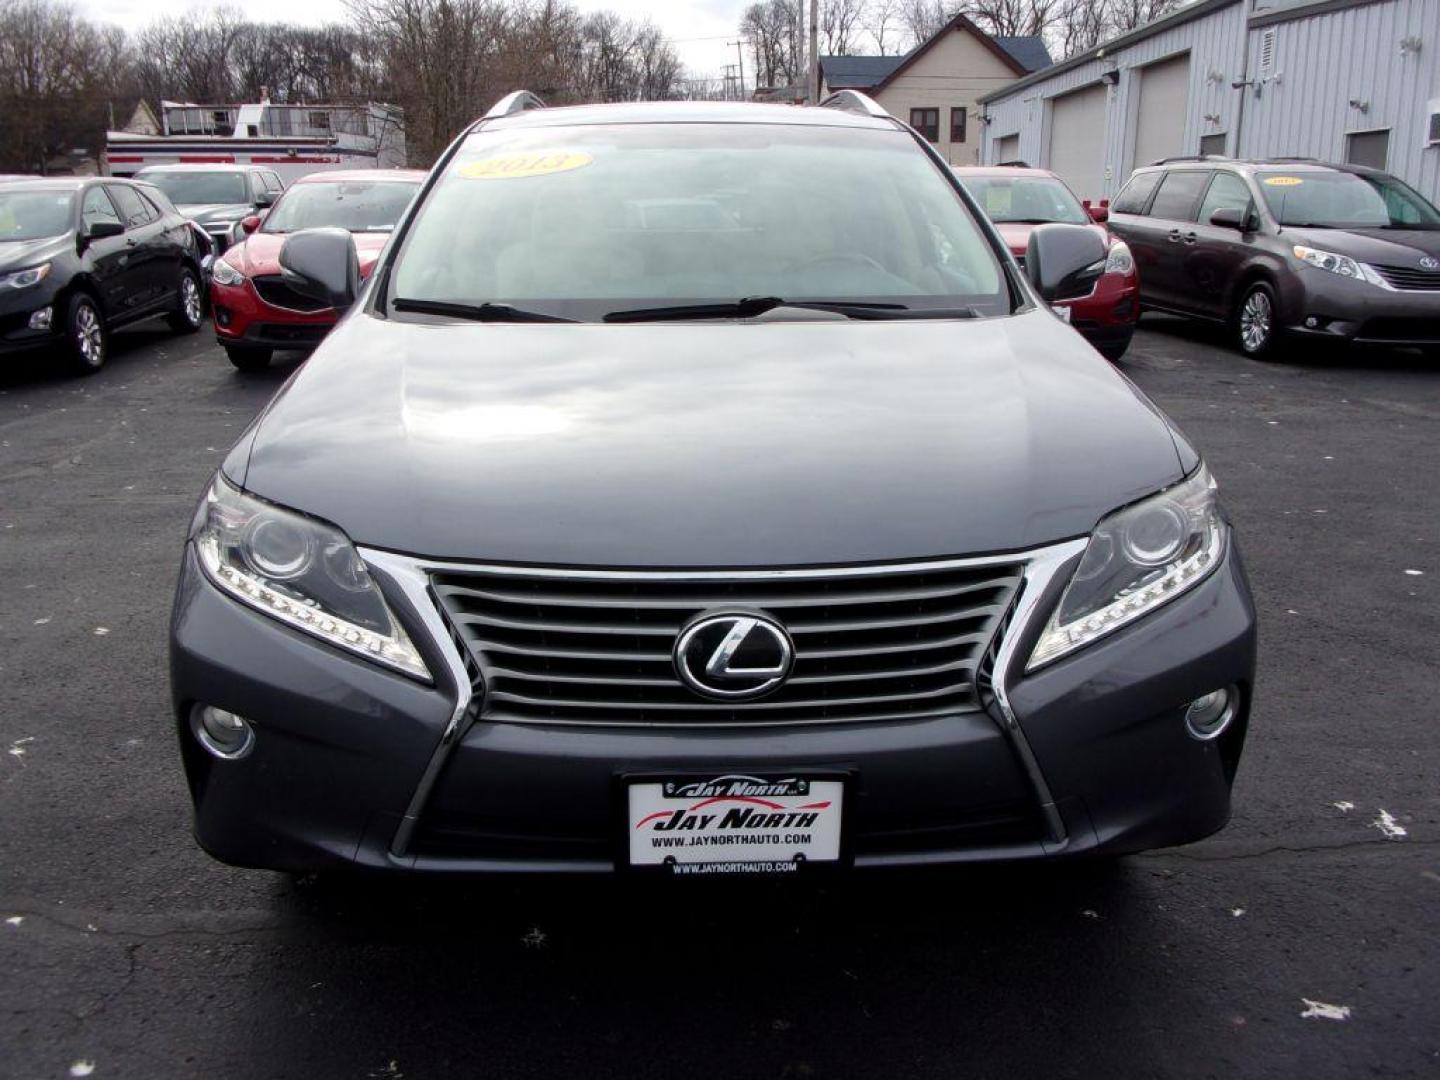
left=1293, top=245, right=1362, bottom=279
left=1103, top=240, right=1133, bottom=276
left=1028, top=465, right=1226, bottom=670
left=0, top=263, right=51, bottom=289
left=194, top=476, right=429, bottom=680
left=212, top=258, right=245, bottom=286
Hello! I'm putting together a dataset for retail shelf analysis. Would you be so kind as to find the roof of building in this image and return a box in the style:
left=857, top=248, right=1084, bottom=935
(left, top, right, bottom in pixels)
left=820, top=16, right=1051, bottom=97
left=820, top=54, right=907, bottom=89
left=994, top=36, right=1054, bottom=73
left=979, top=0, right=1243, bottom=104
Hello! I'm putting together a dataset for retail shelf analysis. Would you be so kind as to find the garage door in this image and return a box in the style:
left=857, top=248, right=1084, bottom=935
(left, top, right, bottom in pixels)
left=1131, top=53, right=1191, bottom=168
left=1047, top=84, right=1108, bottom=202
left=995, top=133, right=1020, bottom=164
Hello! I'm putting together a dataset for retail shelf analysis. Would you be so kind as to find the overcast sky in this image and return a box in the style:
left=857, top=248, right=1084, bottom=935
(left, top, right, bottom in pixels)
left=81, top=0, right=753, bottom=80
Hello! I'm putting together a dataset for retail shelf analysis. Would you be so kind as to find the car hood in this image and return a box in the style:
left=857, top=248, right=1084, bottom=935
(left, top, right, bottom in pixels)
left=227, top=231, right=391, bottom=277
left=177, top=203, right=251, bottom=224
left=1283, top=226, right=1440, bottom=264
left=234, top=308, right=1187, bottom=566
left=0, top=234, right=70, bottom=274
left=995, top=220, right=1109, bottom=256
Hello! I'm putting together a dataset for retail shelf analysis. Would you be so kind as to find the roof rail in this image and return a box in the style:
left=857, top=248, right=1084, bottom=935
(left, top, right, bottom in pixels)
left=485, top=91, right=547, bottom=120
left=1149, top=154, right=1231, bottom=165
left=996, top=159, right=1032, bottom=168
left=819, top=90, right=890, bottom=119
left=1260, top=156, right=1319, bottom=163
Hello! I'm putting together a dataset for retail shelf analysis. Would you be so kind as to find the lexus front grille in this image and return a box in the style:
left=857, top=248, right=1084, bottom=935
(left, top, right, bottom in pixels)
left=430, top=559, right=1025, bottom=726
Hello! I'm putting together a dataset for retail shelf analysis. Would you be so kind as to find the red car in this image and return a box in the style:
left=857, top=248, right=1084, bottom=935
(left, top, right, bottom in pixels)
left=953, top=166, right=1139, bottom=360
left=209, top=169, right=427, bottom=371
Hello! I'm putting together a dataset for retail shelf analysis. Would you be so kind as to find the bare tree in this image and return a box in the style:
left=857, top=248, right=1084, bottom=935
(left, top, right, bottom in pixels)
left=741, top=0, right=802, bottom=87
left=898, top=0, right=951, bottom=48
left=820, top=0, right=868, bottom=55
left=0, top=0, right=117, bottom=171
left=863, top=0, right=903, bottom=55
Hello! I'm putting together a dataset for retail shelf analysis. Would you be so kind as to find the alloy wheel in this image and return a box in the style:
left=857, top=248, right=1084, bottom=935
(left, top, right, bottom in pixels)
left=75, top=303, right=103, bottom=366
left=182, top=274, right=203, bottom=326
left=1239, top=289, right=1272, bottom=353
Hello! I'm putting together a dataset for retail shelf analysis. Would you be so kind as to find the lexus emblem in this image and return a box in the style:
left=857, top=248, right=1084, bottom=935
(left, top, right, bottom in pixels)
left=1420, top=256, right=1439, bottom=271
left=674, top=612, right=794, bottom=700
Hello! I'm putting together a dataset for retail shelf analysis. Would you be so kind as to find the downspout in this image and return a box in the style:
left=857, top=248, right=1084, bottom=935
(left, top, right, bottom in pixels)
left=1233, top=0, right=1252, bottom=156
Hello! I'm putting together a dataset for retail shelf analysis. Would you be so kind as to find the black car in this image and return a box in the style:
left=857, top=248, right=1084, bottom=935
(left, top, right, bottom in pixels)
left=0, top=177, right=206, bottom=373
left=170, top=92, right=1256, bottom=877
left=133, top=164, right=284, bottom=253
left=1109, top=157, right=1440, bottom=359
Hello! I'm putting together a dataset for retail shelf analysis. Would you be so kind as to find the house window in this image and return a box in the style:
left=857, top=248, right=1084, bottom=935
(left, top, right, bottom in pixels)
left=910, top=108, right=939, bottom=142
left=950, top=107, right=967, bottom=144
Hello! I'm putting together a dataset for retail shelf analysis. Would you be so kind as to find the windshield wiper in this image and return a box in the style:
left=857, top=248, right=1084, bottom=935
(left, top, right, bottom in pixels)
left=603, top=296, right=975, bottom=323
left=392, top=297, right=576, bottom=323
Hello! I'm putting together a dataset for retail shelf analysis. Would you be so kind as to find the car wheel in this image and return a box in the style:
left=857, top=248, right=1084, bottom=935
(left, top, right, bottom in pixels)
left=168, top=268, right=205, bottom=334
left=225, top=344, right=272, bottom=372
left=1234, top=282, right=1282, bottom=360
left=65, top=293, right=108, bottom=375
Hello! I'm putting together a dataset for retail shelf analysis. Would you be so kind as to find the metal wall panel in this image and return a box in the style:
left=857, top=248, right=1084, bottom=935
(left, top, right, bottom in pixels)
left=980, top=0, right=1440, bottom=202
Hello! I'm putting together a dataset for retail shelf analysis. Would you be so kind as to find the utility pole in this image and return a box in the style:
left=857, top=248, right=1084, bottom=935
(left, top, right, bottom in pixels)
left=795, top=0, right=805, bottom=102
left=729, top=39, right=746, bottom=101
left=808, top=0, right=820, bottom=103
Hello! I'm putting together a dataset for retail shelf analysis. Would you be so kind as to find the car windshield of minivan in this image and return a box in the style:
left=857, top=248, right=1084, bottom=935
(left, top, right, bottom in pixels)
left=390, top=123, right=1009, bottom=322
left=1256, top=170, right=1440, bottom=229
left=0, top=190, right=73, bottom=240
left=262, top=180, right=418, bottom=234
left=140, top=171, right=248, bottom=205
left=962, top=175, right=1089, bottom=225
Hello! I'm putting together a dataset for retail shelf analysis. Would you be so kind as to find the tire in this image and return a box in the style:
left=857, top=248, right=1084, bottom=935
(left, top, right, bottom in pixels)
left=64, top=292, right=108, bottom=375
left=225, top=344, right=272, bottom=372
left=1233, top=281, right=1283, bottom=360
left=167, top=267, right=204, bottom=334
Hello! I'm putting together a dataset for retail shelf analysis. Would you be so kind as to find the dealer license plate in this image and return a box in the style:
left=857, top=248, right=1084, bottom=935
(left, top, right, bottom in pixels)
left=627, top=774, right=844, bottom=874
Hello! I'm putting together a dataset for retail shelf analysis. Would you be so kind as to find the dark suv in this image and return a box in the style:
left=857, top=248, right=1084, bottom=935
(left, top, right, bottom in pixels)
left=134, top=165, right=284, bottom=253
left=1108, top=157, right=1440, bottom=359
left=169, top=92, right=1256, bottom=877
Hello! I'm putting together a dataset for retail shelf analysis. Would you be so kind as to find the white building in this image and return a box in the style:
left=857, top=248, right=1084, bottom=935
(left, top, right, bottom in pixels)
left=978, top=0, right=1440, bottom=203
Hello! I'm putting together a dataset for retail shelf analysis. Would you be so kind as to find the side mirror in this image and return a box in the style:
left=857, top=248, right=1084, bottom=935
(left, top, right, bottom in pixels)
left=279, top=227, right=359, bottom=312
left=85, top=220, right=125, bottom=241
left=255, top=190, right=278, bottom=208
left=240, top=215, right=261, bottom=235
left=1025, top=223, right=1107, bottom=304
left=1209, top=207, right=1248, bottom=231
left=1083, top=199, right=1110, bottom=224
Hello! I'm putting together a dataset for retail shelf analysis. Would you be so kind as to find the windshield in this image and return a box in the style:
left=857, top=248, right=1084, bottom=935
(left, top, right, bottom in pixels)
left=961, top=174, right=1090, bottom=225
left=1257, top=170, right=1440, bottom=229
left=262, top=180, right=418, bottom=234
left=138, top=171, right=248, bottom=206
left=390, top=123, right=1007, bottom=321
left=0, top=190, right=74, bottom=240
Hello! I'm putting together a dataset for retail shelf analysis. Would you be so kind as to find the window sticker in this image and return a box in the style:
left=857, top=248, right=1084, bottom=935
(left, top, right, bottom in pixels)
left=1263, top=176, right=1303, bottom=187
left=458, top=152, right=593, bottom=180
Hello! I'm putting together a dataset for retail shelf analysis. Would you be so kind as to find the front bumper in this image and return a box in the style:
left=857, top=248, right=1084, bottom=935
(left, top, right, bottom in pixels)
left=211, top=278, right=336, bottom=351
left=170, top=537, right=1256, bottom=874
left=1278, top=268, right=1440, bottom=346
left=0, top=284, right=65, bottom=356
left=1056, top=271, right=1139, bottom=354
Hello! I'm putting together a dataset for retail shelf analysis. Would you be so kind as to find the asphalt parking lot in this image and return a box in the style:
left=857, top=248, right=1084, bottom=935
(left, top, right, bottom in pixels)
left=1, top=319, right=1436, bottom=1079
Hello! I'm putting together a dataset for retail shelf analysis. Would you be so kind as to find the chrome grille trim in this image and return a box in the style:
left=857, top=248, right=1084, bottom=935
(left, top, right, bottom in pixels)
left=1371, top=263, right=1440, bottom=291
left=429, top=556, right=1028, bottom=728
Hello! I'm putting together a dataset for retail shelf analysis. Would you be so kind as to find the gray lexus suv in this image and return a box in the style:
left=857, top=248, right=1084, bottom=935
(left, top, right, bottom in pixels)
left=169, top=92, right=1257, bottom=876
left=1109, top=156, right=1440, bottom=359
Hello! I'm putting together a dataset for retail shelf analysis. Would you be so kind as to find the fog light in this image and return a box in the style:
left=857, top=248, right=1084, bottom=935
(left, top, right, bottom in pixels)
left=1304, top=316, right=1318, bottom=329
left=28, top=306, right=52, bottom=331
left=214, top=307, right=232, bottom=328
left=192, top=704, right=255, bottom=759
left=1185, top=686, right=1237, bottom=741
